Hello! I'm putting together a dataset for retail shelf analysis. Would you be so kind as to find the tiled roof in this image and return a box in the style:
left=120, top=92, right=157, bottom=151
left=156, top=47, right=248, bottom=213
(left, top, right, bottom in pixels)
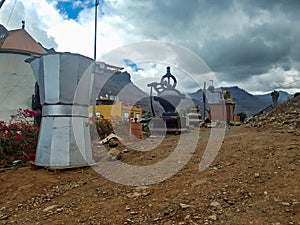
left=0, top=26, right=46, bottom=55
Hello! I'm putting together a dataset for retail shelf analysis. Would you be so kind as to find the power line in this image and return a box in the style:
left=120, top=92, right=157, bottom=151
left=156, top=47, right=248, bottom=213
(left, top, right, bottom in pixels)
left=267, top=78, right=300, bottom=92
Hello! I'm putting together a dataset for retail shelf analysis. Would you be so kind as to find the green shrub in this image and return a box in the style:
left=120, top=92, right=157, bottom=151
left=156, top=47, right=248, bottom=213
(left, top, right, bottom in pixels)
left=237, top=112, right=247, bottom=122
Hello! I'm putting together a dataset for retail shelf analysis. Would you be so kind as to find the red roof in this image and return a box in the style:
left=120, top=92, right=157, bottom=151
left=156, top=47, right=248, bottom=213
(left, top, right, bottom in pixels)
left=0, top=28, right=46, bottom=55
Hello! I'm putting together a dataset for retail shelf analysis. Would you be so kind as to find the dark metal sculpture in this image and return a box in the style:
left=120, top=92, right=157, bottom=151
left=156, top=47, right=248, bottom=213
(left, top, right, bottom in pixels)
left=147, top=66, right=187, bottom=133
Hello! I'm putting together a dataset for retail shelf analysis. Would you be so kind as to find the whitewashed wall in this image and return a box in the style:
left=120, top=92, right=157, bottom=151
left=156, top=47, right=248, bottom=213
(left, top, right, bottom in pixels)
left=0, top=53, right=35, bottom=121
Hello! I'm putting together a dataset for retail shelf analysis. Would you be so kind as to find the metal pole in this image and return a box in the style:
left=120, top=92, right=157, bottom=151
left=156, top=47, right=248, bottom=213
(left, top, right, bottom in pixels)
left=94, top=0, right=99, bottom=60
left=0, top=0, right=6, bottom=9
left=203, top=81, right=206, bottom=121
left=92, top=70, right=96, bottom=118
left=92, top=0, right=99, bottom=118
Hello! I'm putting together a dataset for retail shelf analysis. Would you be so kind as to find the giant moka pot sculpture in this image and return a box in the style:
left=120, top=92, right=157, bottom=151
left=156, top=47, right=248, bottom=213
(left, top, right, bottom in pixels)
left=26, top=53, right=94, bottom=167
left=147, top=66, right=187, bottom=133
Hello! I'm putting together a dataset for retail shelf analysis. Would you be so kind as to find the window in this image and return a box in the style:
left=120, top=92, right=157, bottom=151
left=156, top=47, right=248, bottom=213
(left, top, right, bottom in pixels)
left=124, top=112, right=129, bottom=118
left=135, top=113, right=140, bottom=119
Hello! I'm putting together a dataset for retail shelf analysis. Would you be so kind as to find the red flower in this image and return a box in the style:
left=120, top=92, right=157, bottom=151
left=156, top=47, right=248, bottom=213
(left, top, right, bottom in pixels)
left=14, top=135, right=23, bottom=141
left=5, top=131, right=11, bottom=138
left=1, top=125, right=8, bottom=131
left=9, top=123, right=19, bottom=130
left=28, top=153, right=36, bottom=160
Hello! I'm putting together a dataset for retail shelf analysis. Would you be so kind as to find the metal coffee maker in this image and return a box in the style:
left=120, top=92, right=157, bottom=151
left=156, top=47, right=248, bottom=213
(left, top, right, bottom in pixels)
left=26, top=53, right=94, bottom=168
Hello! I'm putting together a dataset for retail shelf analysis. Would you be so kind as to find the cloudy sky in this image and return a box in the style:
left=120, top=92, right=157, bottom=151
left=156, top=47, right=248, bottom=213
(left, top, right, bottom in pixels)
left=1, top=0, right=300, bottom=94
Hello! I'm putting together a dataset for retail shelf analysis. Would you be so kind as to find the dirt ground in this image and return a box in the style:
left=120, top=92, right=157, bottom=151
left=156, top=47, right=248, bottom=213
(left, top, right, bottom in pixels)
left=0, top=122, right=299, bottom=225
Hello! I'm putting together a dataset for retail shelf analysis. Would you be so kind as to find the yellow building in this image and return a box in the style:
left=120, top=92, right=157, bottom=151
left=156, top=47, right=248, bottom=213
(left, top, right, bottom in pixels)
left=88, top=97, right=142, bottom=121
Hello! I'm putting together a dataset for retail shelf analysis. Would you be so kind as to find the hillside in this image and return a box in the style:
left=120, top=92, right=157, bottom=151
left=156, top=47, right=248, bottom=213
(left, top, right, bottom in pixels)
left=95, top=72, right=291, bottom=117
left=222, top=87, right=290, bottom=114
left=0, top=96, right=299, bottom=224
left=250, top=94, right=300, bottom=129
left=95, top=71, right=149, bottom=107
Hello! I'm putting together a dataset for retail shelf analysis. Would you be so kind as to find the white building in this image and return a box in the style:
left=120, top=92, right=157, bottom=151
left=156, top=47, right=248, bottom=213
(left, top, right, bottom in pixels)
left=0, top=23, right=46, bottom=121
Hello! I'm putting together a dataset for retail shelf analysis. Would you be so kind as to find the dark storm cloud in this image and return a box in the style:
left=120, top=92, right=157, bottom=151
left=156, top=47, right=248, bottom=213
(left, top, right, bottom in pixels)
left=195, top=0, right=300, bottom=82
left=200, top=30, right=292, bottom=81
left=111, top=0, right=234, bottom=40
left=241, top=0, right=300, bottom=20
left=199, top=9, right=300, bottom=82
left=105, top=0, right=300, bottom=92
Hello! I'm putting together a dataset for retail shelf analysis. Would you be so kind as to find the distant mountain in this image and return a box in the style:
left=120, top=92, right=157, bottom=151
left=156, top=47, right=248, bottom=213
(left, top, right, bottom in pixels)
left=95, top=71, right=148, bottom=105
left=96, top=72, right=291, bottom=116
left=189, top=86, right=291, bottom=115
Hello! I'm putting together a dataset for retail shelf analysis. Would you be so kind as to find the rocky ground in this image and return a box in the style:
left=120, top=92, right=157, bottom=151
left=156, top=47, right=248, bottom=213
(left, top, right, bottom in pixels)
left=0, top=96, right=299, bottom=225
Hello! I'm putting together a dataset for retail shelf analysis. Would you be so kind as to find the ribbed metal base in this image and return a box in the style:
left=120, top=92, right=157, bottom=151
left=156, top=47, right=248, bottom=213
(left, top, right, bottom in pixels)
left=35, top=116, right=93, bottom=167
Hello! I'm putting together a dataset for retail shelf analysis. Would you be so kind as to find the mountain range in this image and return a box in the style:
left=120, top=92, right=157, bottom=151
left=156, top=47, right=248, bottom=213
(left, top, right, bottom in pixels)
left=189, top=86, right=290, bottom=115
left=97, top=72, right=291, bottom=116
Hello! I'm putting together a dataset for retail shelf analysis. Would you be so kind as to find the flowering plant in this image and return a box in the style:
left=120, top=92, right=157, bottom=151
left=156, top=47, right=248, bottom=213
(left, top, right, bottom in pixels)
left=86, top=117, right=131, bottom=140
left=95, top=119, right=113, bottom=138
left=85, top=117, right=114, bottom=139
left=0, top=108, right=39, bottom=167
